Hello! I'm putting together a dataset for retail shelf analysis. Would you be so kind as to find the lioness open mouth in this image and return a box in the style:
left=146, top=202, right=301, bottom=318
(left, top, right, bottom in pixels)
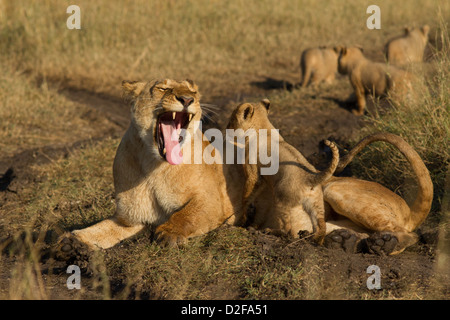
left=157, top=111, right=194, bottom=165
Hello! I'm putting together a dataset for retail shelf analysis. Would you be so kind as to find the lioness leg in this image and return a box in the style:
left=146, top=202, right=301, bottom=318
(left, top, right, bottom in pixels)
left=54, top=216, right=145, bottom=268
left=323, top=178, right=419, bottom=254
left=155, top=198, right=228, bottom=247
left=62, top=216, right=145, bottom=250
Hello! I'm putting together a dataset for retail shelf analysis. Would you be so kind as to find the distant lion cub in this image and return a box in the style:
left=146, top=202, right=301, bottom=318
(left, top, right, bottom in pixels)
left=385, top=25, right=430, bottom=66
left=337, top=46, right=413, bottom=115
left=226, top=99, right=339, bottom=243
left=300, top=46, right=340, bottom=87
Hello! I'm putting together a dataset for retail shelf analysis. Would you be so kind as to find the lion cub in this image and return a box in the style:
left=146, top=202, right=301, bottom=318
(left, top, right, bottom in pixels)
left=337, top=46, right=413, bottom=115
left=300, top=46, right=340, bottom=87
left=385, top=25, right=430, bottom=66
left=227, top=99, right=339, bottom=243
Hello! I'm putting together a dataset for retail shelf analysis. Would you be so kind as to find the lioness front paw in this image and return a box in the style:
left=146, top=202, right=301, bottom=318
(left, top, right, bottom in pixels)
left=154, top=225, right=187, bottom=248
left=54, top=233, right=93, bottom=273
left=366, top=232, right=398, bottom=255
left=324, top=229, right=358, bottom=253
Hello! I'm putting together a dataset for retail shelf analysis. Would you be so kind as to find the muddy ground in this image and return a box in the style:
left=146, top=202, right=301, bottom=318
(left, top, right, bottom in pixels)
left=0, top=73, right=448, bottom=300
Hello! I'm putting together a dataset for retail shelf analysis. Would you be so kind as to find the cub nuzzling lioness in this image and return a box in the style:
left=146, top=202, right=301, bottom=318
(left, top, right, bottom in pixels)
left=226, top=99, right=340, bottom=243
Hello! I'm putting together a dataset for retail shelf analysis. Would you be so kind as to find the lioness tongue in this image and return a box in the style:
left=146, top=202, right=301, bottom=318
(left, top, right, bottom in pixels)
left=160, top=120, right=183, bottom=165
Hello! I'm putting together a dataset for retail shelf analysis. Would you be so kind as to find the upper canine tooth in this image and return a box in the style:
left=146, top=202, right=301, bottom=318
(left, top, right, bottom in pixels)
left=172, top=112, right=176, bottom=120
left=189, top=114, right=193, bottom=121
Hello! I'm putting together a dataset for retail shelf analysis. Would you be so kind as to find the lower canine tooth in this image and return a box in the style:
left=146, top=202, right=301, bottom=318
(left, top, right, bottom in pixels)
left=163, top=148, right=166, bottom=155
left=172, top=112, right=176, bottom=120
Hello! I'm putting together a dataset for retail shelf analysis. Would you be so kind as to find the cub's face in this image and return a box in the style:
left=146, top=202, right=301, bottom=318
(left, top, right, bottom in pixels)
left=408, top=25, right=430, bottom=45
left=122, top=79, right=202, bottom=165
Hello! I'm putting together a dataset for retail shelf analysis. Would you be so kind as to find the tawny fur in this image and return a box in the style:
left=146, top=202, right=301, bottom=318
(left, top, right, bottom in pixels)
left=385, top=25, right=430, bottom=66
left=64, top=79, right=246, bottom=249
left=300, top=46, right=340, bottom=87
left=337, top=46, right=414, bottom=115
left=323, top=132, right=433, bottom=255
left=226, top=99, right=340, bottom=243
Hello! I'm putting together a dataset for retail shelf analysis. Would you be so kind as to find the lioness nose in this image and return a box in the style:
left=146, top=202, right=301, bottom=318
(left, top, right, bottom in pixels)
left=176, top=95, right=194, bottom=107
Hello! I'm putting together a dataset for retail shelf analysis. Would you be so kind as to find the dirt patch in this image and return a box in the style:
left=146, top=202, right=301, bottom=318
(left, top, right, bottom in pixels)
left=17, top=224, right=442, bottom=300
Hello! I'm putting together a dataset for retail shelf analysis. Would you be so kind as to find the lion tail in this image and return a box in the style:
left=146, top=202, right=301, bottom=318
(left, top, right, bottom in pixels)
left=336, top=132, right=433, bottom=231
left=309, top=140, right=340, bottom=186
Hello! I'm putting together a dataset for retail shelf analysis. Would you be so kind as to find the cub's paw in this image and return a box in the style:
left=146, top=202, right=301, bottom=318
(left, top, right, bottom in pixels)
left=366, top=232, right=398, bottom=255
left=324, top=229, right=358, bottom=253
left=54, top=233, right=93, bottom=273
left=154, top=226, right=187, bottom=248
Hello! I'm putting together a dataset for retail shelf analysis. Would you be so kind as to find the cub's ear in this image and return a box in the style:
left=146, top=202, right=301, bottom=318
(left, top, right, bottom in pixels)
left=404, top=26, right=411, bottom=35
left=421, top=25, right=430, bottom=36
left=242, top=104, right=254, bottom=120
left=355, top=45, right=364, bottom=53
left=122, top=80, right=146, bottom=102
left=260, top=99, right=270, bottom=113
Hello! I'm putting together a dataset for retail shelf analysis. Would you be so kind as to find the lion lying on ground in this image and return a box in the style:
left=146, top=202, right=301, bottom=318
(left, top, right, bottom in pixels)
left=322, top=132, right=433, bottom=255
left=56, top=78, right=246, bottom=260
left=300, top=46, right=339, bottom=87
left=225, top=100, right=433, bottom=255
left=385, top=25, right=430, bottom=66
left=226, top=99, right=340, bottom=243
left=337, top=46, right=414, bottom=116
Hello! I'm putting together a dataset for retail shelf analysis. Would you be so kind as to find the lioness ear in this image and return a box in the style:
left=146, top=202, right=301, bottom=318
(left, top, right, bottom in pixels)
left=421, top=25, right=430, bottom=36
left=122, top=80, right=146, bottom=102
left=260, top=99, right=270, bottom=113
left=355, top=45, right=364, bottom=53
left=404, top=26, right=411, bottom=35
left=341, top=47, right=347, bottom=55
left=185, top=79, right=199, bottom=92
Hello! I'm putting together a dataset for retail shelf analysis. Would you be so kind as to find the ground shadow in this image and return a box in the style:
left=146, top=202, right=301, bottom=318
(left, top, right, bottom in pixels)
left=322, top=95, right=357, bottom=114
left=0, top=168, right=15, bottom=192
left=250, top=77, right=296, bottom=91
